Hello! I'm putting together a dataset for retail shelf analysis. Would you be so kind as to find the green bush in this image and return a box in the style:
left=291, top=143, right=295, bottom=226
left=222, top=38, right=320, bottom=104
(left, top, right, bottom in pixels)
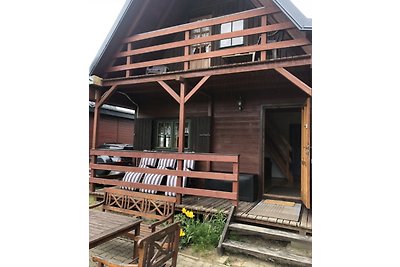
left=175, top=208, right=226, bottom=252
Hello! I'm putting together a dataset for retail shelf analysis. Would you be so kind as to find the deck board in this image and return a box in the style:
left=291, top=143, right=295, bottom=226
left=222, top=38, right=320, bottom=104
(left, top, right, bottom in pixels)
left=179, top=196, right=312, bottom=233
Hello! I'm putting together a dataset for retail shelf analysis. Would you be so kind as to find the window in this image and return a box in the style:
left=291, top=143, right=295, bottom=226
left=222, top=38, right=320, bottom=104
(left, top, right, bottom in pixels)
left=155, top=120, right=190, bottom=150
left=220, top=20, right=244, bottom=48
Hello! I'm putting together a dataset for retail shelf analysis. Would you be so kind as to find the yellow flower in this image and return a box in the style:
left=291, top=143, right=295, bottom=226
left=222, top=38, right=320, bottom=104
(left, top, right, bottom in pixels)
left=180, top=228, right=185, bottom=237
left=182, top=208, right=187, bottom=214
left=185, top=210, right=194, bottom=218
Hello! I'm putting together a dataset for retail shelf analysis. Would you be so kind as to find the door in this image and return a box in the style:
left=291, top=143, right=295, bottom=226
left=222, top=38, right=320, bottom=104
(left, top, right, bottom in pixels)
left=190, top=15, right=211, bottom=70
left=301, top=98, right=311, bottom=208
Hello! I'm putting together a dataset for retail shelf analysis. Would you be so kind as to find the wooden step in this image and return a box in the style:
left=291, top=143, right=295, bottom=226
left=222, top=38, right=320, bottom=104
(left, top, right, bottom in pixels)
left=229, top=223, right=311, bottom=243
left=222, top=239, right=312, bottom=266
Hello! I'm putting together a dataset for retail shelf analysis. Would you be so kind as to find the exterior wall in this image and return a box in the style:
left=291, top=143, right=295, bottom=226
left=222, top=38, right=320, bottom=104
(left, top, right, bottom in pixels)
left=89, top=113, right=134, bottom=148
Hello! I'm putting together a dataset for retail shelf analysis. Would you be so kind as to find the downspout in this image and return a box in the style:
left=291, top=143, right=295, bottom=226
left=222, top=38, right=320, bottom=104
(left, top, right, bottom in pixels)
left=117, top=91, right=139, bottom=118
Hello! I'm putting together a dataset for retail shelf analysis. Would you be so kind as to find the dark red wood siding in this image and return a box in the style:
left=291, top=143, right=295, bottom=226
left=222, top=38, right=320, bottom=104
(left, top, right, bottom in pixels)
left=89, top=113, right=134, bottom=148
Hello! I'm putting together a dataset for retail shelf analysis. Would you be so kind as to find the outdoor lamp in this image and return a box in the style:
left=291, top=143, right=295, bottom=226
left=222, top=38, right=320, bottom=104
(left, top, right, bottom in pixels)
left=237, top=96, right=244, bottom=111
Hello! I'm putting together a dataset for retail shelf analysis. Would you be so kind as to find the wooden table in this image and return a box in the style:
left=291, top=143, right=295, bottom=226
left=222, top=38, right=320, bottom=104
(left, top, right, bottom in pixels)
left=89, top=209, right=142, bottom=249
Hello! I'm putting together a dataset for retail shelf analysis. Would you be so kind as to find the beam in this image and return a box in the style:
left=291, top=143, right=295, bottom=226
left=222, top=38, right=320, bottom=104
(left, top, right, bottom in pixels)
left=275, top=67, right=311, bottom=96
left=157, top=81, right=180, bottom=103
left=98, top=85, right=118, bottom=107
left=184, top=76, right=211, bottom=103
left=102, top=55, right=312, bottom=87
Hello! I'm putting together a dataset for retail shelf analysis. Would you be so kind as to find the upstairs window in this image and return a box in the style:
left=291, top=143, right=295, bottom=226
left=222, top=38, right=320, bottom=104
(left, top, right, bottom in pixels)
left=220, top=20, right=244, bottom=48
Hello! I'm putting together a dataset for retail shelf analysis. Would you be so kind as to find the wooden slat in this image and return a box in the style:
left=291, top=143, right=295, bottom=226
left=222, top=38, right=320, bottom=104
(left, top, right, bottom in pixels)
left=90, top=178, right=238, bottom=202
left=124, top=7, right=279, bottom=43
left=222, top=240, right=311, bottom=266
left=90, top=149, right=239, bottom=163
left=229, top=223, right=311, bottom=243
left=108, top=39, right=310, bottom=72
left=90, top=163, right=237, bottom=181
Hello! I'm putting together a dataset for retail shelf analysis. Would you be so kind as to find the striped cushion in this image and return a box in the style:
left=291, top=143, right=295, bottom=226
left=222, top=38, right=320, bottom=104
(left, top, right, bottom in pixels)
left=140, top=166, right=167, bottom=194
left=157, top=158, right=177, bottom=169
left=165, top=160, right=195, bottom=196
left=139, top=157, right=158, bottom=168
left=121, top=167, right=147, bottom=191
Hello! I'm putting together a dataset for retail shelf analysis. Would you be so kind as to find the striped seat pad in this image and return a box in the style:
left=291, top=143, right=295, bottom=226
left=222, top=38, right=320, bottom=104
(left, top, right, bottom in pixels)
left=140, top=166, right=168, bottom=194
left=121, top=165, right=148, bottom=191
left=157, top=158, right=176, bottom=169
left=165, top=160, right=195, bottom=196
left=139, top=157, right=158, bottom=168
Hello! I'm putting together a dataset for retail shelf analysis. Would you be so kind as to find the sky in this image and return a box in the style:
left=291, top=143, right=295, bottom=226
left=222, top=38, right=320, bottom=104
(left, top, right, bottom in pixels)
left=88, top=0, right=312, bottom=66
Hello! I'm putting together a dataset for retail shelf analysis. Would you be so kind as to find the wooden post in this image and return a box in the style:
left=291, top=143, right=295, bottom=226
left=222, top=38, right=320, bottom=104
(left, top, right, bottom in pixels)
left=90, top=89, right=101, bottom=192
left=260, top=15, right=267, bottom=61
left=184, top=31, right=190, bottom=70
left=232, top=160, right=239, bottom=207
left=126, top=43, right=132, bottom=77
left=176, top=81, right=186, bottom=203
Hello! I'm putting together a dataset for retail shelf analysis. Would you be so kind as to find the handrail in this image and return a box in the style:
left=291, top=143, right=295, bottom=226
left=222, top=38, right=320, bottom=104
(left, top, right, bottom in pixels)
left=89, top=150, right=240, bottom=206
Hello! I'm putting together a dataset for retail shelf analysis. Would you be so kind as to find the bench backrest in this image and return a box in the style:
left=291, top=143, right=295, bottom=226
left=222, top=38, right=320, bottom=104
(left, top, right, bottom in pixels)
left=102, top=188, right=176, bottom=221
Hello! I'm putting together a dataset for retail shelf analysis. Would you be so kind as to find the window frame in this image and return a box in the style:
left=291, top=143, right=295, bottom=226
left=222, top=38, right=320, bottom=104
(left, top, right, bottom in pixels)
left=154, top=119, right=191, bottom=151
left=219, top=19, right=244, bottom=48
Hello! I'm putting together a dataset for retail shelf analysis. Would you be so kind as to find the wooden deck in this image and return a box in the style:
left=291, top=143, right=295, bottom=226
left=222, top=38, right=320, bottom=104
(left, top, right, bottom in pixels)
left=177, top=196, right=312, bottom=235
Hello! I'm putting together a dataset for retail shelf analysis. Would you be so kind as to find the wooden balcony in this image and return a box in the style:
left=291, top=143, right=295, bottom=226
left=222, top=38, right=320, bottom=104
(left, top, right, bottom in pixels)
left=104, top=6, right=311, bottom=80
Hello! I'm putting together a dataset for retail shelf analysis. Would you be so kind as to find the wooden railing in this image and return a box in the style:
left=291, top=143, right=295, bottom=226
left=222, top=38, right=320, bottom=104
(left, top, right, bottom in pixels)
left=106, top=6, right=310, bottom=77
left=89, top=150, right=240, bottom=206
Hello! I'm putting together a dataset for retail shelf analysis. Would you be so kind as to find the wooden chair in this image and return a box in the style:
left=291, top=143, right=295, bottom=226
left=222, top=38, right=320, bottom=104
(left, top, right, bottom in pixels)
left=92, top=222, right=180, bottom=267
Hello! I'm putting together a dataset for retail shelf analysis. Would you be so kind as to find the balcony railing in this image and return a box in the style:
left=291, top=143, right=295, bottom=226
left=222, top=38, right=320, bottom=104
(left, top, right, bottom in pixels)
left=106, top=6, right=310, bottom=78
left=89, top=150, right=240, bottom=206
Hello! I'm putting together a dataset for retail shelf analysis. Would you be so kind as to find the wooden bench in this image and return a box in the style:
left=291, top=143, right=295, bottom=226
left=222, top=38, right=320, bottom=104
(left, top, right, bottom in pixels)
left=91, top=187, right=177, bottom=240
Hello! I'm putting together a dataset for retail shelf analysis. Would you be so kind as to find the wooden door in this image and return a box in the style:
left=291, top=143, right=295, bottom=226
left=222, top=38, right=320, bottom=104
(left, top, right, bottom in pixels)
left=301, top=98, right=311, bottom=208
left=190, top=16, right=211, bottom=70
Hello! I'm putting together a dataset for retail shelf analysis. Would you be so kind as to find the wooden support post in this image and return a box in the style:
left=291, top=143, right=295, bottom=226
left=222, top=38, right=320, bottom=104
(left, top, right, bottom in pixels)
left=184, top=31, right=190, bottom=70
left=126, top=43, right=132, bottom=77
left=90, top=89, right=101, bottom=192
left=232, top=161, right=239, bottom=207
left=260, top=15, right=267, bottom=61
left=176, top=81, right=187, bottom=204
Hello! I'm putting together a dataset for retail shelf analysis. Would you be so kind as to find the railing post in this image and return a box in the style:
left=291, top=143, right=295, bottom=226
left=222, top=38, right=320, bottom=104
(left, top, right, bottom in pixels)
left=260, top=15, right=267, bottom=61
left=126, top=42, right=132, bottom=77
left=184, top=31, right=190, bottom=70
left=232, top=156, right=240, bottom=207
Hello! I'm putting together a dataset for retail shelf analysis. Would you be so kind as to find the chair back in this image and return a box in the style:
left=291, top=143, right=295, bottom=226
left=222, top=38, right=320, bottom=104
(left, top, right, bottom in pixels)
left=137, top=222, right=180, bottom=267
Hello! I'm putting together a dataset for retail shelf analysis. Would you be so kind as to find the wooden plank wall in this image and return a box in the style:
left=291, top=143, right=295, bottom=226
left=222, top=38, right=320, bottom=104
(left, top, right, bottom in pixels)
left=89, top=113, right=134, bottom=148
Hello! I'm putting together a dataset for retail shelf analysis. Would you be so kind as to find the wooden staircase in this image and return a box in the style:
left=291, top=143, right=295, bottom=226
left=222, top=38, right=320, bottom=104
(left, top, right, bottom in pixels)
left=218, top=207, right=312, bottom=266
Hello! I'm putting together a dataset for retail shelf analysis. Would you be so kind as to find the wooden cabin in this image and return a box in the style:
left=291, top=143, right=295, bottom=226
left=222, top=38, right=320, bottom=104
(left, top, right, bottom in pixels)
left=89, top=0, right=312, bottom=235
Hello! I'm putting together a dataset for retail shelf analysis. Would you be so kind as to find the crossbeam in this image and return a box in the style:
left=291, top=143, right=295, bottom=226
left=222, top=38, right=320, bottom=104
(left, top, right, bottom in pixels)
left=275, top=67, right=311, bottom=96
left=157, top=81, right=180, bottom=103
left=184, top=76, right=211, bottom=103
